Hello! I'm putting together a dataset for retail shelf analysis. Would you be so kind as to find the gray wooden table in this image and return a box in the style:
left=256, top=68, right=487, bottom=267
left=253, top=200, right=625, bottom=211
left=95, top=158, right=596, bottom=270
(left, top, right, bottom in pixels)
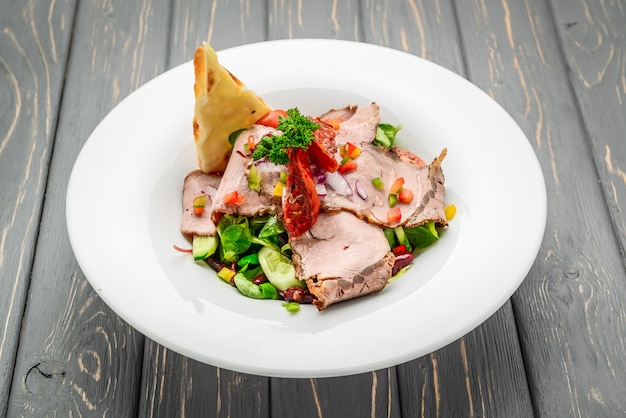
left=2, top=0, right=625, bottom=416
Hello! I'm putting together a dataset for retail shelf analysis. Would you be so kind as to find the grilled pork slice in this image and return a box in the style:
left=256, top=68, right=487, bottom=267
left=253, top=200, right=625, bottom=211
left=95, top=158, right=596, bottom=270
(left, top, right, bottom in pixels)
left=319, top=105, right=358, bottom=122
left=290, top=211, right=395, bottom=310
left=181, top=170, right=221, bottom=238
left=320, top=103, right=380, bottom=145
left=210, top=124, right=282, bottom=219
left=321, top=144, right=447, bottom=229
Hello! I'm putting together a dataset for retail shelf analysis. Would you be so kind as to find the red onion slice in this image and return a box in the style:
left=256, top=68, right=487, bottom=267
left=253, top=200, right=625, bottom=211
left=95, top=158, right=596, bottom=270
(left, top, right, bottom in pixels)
left=254, top=159, right=283, bottom=173
left=325, top=171, right=353, bottom=197
left=354, top=180, right=368, bottom=200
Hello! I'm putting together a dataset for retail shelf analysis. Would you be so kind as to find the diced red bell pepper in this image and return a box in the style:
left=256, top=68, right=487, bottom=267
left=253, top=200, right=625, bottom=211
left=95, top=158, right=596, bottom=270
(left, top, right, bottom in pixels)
left=345, top=142, right=361, bottom=159
left=338, top=159, right=358, bottom=173
left=247, top=134, right=256, bottom=151
left=223, top=191, right=246, bottom=206
left=398, top=188, right=414, bottom=203
left=387, top=207, right=402, bottom=223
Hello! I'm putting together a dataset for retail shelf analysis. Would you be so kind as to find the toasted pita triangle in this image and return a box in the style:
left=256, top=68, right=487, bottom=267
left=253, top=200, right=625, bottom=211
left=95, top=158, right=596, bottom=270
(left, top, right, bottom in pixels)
left=193, top=42, right=271, bottom=173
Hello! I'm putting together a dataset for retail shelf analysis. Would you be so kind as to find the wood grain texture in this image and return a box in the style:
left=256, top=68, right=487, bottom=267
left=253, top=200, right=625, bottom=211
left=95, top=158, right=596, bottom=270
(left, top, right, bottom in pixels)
left=271, top=370, right=400, bottom=418
left=2, top=0, right=624, bottom=416
left=169, top=0, right=268, bottom=67
left=6, top=0, right=170, bottom=415
left=0, top=0, right=75, bottom=414
left=136, top=1, right=271, bottom=417
left=551, top=0, right=626, bottom=255
left=455, top=0, right=626, bottom=415
left=140, top=342, right=270, bottom=417
left=397, top=305, right=533, bottom=418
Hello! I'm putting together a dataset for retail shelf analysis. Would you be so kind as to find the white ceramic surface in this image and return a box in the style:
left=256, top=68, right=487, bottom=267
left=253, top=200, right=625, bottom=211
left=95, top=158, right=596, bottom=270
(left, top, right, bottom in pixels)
left=66, top=39, right=546, bottom=378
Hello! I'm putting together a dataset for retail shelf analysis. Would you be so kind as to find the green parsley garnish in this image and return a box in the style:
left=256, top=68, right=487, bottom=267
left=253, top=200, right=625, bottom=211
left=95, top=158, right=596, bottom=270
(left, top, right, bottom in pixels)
left=252, top=108, right=319, bottom=165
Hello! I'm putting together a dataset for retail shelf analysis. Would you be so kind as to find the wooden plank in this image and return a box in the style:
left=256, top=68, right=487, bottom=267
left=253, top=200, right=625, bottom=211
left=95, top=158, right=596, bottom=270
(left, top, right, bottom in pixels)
left=0, top=1, right=76, bottom=414
left=271, top=370, right=400, bottom=418
left=551, top=0, right=626, bottom=254
left=262, top=2, right=404, bottom=417
left=6, top=0, right=171, bottom=415
left=360, top=0, right=533, bottom=416
left=168, top=0, right=269, bottom=67
left=135, top=1, right=272, bottom=417
left=398, top=306, right=533, bottom=417
left=455, top=0, right=626, bottom=415
left=267, top=0, right=533, bottom=416
left=139, top=342, right=269, bottom=417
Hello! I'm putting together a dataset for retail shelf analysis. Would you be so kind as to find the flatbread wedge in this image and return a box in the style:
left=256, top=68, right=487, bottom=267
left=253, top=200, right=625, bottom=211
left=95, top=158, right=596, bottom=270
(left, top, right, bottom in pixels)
left=193, top=42, right=271, bottom=173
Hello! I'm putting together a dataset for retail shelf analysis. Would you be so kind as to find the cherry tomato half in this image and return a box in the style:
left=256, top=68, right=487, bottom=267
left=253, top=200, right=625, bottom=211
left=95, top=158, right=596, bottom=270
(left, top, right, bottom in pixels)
left=255, top=109, right=288, bottom=128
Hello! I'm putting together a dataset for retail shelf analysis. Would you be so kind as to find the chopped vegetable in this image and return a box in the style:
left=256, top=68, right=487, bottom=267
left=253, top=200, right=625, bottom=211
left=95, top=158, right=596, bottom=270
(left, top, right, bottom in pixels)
left=372, top=177, right=385, bottom=189
left=338, top=159, right=358, bottom=173
left=223, top=190, right=246, bottom=205
left=388, top=194, right=398, bottom=207
left=258, top=247, right=304, bottom=291
left=387, top=207, right=402, bottom=223
left=273, top=181, right=284, bottom=197
left=247, top=134, right=256, bottom=151
left=345, top=142, right=361, bottom=159
left=192, top=235, right=218, bottom=261
left=389, top=177, right=405, bottom=194
left=248, top=165, right=261, bottom=192
left=217, top=267, right=236, bottom=282
left=393, top=226, right=412, bottom=252
left=282, top=301, right=301, bottom=312
left=354, top=180, right=368, bottom=200
left=445, top=204, right=457, bottom=220
left=256, top=109, right=288, bottom=129
left=398, top=188, right=414, bottom=203
left=373, top=123, right=402, bottom=148
left=193, top=195, right=207, bottom=216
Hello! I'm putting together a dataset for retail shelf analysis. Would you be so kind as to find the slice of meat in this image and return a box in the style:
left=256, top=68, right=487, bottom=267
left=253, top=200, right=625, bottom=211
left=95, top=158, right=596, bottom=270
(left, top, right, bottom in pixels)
left=321, top=143, right=447, bottom=228
left=319, top=105, right=358, bottom=122
left=210, top=124, right=281, bottom=219
left=332, top=103, right=380, bottom=145
left=290, top=211, right=395, bottom=310
left=181, top=170, right=221, bottom=238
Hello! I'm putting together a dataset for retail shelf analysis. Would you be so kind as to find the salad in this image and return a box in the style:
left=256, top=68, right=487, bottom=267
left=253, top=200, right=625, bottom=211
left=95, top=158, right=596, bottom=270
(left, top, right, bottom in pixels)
left=178, top=104, right=453, bottom=312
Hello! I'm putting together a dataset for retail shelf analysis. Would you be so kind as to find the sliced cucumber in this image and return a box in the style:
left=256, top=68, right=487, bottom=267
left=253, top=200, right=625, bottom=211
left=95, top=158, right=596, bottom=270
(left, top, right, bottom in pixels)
left=192, top=235, right=218, bottom=261
left=257, top=247, right=304, bottom=291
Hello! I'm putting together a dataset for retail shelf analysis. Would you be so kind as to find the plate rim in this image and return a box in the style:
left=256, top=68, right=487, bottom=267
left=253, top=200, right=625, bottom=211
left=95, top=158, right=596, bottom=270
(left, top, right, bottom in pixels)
left=66, top=38, right=547, bottom=377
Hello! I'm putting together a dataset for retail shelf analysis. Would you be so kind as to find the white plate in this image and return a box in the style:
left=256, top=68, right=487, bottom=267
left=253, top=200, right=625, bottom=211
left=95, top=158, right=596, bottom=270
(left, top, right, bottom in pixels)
left=66, top=39, right=546, bottom=378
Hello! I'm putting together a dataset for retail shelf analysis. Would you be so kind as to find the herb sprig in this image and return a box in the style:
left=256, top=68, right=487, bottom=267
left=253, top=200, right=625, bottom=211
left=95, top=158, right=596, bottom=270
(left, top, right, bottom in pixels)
left=252, top=108, right=319, bottom=165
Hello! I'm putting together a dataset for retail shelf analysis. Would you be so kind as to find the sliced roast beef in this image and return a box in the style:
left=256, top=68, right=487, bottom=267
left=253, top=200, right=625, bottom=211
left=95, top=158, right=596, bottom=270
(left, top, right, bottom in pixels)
left=320, top=143, right=447, bottom=229
left=332, top=103, right=380, bottom=145
left=210, top=124, right=282, bottom=219
left=181, top=170, right=221, bottom=238
left=290, top=211, right=395, bottom=310
left=319, top=105, right=358, bottom=122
